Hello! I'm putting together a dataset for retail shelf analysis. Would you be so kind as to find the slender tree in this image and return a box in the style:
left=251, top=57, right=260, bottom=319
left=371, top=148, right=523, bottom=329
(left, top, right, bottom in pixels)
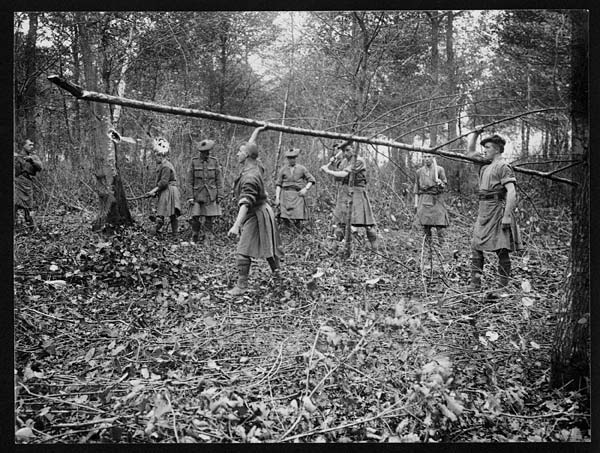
left=550, top=10, right=589, bottom=391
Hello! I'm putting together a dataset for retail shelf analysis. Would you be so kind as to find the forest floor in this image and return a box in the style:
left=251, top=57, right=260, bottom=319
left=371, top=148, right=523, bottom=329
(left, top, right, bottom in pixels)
left=13, top=200, right=591, bottom=443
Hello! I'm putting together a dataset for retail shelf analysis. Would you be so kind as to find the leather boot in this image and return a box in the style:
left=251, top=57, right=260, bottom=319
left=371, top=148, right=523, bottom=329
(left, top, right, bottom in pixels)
left=191, top=216, right=201, bottom=242
left=470, top=250, right=484, bottom=290
left=267, top=256, right=282, bottom=280
left=497, top=249, right=511, bottom=287
left=227, top=256, right=251, bottom=295
left=366, top=227, right=379, bottom=251
left=170, top=216, right=178, bottom=236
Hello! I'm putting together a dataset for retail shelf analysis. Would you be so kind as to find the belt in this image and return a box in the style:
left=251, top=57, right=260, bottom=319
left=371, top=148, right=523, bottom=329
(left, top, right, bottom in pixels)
left=283, top=187, right=301, bottom=192
left=478, top=193, right=505, bottom=201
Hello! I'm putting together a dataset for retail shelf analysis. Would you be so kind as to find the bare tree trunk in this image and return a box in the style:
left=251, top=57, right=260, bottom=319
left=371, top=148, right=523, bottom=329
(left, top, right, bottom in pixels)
left=78, top=12, right=132, bottom=232
left=550, top=10, right=589, bottom=391
left=23, top=12, right=39, bottom=141
left=427, top=11, right=440, bottom=148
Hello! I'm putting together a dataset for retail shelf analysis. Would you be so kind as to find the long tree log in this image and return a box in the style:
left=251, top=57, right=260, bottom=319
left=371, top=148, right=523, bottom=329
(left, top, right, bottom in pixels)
left=48, top=75, right=576, bottom=186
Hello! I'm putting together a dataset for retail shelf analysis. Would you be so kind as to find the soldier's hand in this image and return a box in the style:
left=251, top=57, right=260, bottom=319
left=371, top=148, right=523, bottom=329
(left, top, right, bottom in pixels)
left=227, top=224, right=240, bottom=238
left=299, top=188, right=307, bottom=197
left=274, top=197, right=280, bottom=206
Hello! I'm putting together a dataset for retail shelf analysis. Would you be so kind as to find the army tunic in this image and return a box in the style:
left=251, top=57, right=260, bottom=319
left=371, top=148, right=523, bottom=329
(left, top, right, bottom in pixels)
left=276, top=163, right=316, bottom=220
left=471, top=159, right=522, bottom=252
left=187, top=156, right=224, bottom=217
left=14, top=153, right=43, bottom=209
left=233, top=162, right=283, bottom=259
left=155, top=159, right=182, bottom=217
left=414, top=165, right=449, bottom=227
left=331, top=156, right=375, bottom=226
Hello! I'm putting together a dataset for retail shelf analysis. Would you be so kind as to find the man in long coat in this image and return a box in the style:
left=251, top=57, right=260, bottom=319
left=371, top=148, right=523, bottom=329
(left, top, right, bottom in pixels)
left=14, top=138, right=43, bottom=228
left=187, top=139, right=224, bottom=242
left=414, top=155, right=449, bottom=252
left=275, top=148, right=316, bottom=229
left=466, top=132, right=523, bottom=289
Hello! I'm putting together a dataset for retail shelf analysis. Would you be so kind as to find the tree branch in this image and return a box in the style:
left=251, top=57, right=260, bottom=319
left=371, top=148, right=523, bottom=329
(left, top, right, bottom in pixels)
left=48, top=75, right=575, bottom=186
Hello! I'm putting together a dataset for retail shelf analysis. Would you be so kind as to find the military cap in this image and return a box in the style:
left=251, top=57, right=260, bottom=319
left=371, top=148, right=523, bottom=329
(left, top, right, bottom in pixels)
left=285, top=148, right=300, bottom=158
left=480, top=134, right=506, bottom=150
left=197, top=139, right=215, bottom=151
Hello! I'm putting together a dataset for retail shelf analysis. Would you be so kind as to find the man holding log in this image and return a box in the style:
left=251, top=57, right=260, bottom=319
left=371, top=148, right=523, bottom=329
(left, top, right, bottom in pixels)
left=227, top=125, right=284, bottom=296
left=466, top=131, right=523, bottom=290
left=320, top=141, right=378, bottom=251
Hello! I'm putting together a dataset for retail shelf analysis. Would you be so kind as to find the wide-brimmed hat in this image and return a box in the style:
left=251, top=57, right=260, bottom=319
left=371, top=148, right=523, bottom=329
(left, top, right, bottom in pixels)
left=480, top=134, right=506, bottom=149
left=285, top=148, right=300, bottom=158
left=197, top=139, right=215, bottom=151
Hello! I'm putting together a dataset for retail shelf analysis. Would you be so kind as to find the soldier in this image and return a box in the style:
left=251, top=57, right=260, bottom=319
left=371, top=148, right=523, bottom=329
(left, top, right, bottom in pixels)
left=413, top=155, right=449, bottom=254
left=275, top=148, right=316, bottom=229
left=466, top=131, right=523, bottom=290
left=14, top=138, right=43, bottom=229
left=320, top=141, right=378, bottom=250
left=187, top=139, right=224, bottom=242
left=227, top=125, right=283, bottom=296
left=146, top=138, right=182, bottom=237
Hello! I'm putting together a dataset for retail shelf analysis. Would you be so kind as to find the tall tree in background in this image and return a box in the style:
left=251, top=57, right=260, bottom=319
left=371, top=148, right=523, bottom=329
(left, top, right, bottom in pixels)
left=77, top=12, right=133, bottom=231
left=550, top=10, right=589, bottom=391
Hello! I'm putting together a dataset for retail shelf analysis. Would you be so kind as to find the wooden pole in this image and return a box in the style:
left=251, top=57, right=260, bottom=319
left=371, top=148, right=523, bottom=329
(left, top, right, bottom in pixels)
left=48, top=75, right=577, bottom=186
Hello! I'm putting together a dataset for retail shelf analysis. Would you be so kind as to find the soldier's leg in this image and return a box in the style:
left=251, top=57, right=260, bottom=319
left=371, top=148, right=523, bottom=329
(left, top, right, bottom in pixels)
left=155, top=215, right=165, bottom=235
left=190, top=215, right=201, bottom=242
left=227, top=254, right=251, bottom=295
left=366, top=226, right=378, bottom=251
left=496, top=248, right=511, bottom=287
left=266, top=255, right=281, bottom=279
left=169, top=215, right=178, bottom=236
left=204, top=216, right=214, bottom=239
left=423, top=225, right=433, bottom=247
left=334, top=223, right=345, bottom=241
left=470, top=249, right=484, bottom=290
left=437, top=227, right=445, bottom=248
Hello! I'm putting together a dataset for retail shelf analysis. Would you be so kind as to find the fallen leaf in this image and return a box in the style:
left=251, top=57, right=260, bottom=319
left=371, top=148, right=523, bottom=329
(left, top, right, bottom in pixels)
left=485, top=331, right=499, bottom=342
left=204, top=317, right=217, bottom=328
left=366, top=277, right=381, bottom=286
left=521, top=297, right=534, bottom=307
left=521, top=279, right=532, bottom=293
left=84, top=347, right=95, bottom=363
left=49, top=264, right=59, bottom=272
left=302, top=395, right=317, bottom=413
left=44, top=280, right=67, bottom=288
left=530, top=341, right=541, bottom=349
left=312, top=269, right=325, bottom=279
left=207, top=359, right=220, bottom=370
left=15, top=427, right=35, bottom=440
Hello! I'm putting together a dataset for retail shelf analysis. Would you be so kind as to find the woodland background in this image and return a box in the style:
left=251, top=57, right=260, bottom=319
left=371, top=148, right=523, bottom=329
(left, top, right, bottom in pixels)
left=13, top=10, right=591, bottom=444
